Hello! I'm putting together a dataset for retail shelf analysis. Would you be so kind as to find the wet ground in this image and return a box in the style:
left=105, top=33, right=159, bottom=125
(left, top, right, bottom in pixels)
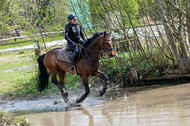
left=1, top=83, right=190, bottom=126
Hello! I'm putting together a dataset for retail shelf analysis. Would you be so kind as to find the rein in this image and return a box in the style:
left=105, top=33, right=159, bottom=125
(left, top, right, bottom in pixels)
left=83, top=48, right=99, bottom=68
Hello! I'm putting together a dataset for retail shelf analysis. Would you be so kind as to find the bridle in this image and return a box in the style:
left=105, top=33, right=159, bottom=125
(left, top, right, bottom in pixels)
left=101, top=35, right=113, bottom=52
left=83, top=35, right=114, bottom=68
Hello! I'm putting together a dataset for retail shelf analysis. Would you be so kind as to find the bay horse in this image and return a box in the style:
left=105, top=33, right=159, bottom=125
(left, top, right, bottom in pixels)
left=37, top=31, right=115, bottom=103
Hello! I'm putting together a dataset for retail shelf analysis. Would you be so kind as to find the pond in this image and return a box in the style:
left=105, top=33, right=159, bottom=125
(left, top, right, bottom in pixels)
left=1, top=83, right=190, bottom=126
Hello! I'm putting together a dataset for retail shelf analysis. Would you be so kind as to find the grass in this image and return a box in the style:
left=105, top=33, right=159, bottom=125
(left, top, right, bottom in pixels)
left=0, top=54, right=34, bottom=70
left=0, top=33, right=84, bottom=98
left=0, top=68, right=37, bottom=97
left=0, top=49, right=84, bottom=98
left=0, top=67, right=82, bottom=98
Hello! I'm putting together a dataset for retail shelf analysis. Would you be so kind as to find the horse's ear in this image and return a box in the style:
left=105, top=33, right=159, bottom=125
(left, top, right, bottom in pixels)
left=109, top=31, right=112, bottom=37
left=104, top=31, right=107, bottom=37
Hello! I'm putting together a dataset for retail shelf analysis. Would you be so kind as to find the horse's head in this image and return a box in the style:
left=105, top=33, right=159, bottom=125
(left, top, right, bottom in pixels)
left=101, top=31, right=115, bottom=58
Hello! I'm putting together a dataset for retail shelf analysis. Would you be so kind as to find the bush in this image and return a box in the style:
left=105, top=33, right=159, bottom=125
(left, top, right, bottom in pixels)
left=99, top=49, right=174, bottom=86
left=0, top=111, right=30, bottom=126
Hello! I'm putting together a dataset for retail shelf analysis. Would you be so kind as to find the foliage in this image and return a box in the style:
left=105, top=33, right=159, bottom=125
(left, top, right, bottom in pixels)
left=0, top=111, right=30, bottom=126
left=88, top=0, right=140, bottom=29
left=0, top=0, right=69, bottom=39
left=100, top=47, right=175, bottom=86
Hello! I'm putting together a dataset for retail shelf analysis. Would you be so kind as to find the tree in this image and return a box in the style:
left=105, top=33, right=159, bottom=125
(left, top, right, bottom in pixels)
left=154, top=0, right=190, bottom=73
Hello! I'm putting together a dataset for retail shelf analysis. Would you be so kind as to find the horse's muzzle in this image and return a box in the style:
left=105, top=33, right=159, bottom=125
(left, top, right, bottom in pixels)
left=109, top=54, right=115, bottom=58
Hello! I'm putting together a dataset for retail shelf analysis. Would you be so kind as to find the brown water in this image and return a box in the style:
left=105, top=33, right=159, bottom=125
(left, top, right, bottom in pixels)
left=18, top=83, right=190, bottom=125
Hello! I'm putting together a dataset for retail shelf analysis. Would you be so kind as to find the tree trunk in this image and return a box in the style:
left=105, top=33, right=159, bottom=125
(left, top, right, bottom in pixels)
left=155, top=0, right=190, bottom=73
left=187, top=2, right=190, bottom=53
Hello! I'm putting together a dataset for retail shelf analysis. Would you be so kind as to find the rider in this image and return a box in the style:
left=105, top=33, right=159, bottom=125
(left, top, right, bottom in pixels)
left=65, top=14, right=87, bottom=72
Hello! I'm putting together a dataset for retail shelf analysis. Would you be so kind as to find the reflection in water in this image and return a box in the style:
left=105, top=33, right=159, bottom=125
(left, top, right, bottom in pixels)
left=22, top=83, right=190, bottom=126
left=80, top=107, right=94, bottom=126
left=41, top=115, right=54, bottom=126
left=102, top=109, right=112, bottom=125
left=63, top=111, right=71, bottom=126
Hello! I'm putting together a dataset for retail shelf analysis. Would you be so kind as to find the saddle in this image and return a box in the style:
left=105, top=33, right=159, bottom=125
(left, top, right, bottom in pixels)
left=57, top=45, right=82, bottom=64
left=57, top=47, right=72, bottom=63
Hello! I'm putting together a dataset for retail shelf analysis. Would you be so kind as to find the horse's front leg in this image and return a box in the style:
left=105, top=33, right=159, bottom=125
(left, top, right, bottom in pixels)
left=57, top=71, right=68, bottom=103
left=51, top=71, right=68, bottom=103
left=93, top=70, right=109, bottom=97
left=76, top=75, right=90, bottom=103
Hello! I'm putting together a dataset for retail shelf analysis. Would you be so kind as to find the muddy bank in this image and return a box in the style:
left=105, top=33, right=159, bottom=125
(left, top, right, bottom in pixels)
left=124, top=73, right=190, bottom=87
left=142, top=74, right=190, bottom=84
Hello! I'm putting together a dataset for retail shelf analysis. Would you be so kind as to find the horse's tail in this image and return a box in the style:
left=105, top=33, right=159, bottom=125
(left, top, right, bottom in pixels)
left=37, top=54, right=49, bottom=92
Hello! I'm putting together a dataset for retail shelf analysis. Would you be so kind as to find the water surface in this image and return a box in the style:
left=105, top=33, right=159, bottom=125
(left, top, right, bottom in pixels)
left=18, top=83, right=190, bottom=126
left=3, top=83, right=190, bottom=126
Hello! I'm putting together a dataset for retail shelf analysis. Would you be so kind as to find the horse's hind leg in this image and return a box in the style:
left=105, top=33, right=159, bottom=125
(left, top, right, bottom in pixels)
left=76, top=75, right=90, bottom=103
left=51, top=71, right=68, bottom=103
left=51, top=71, right=58, bottom=84
left=93, top=70, right=109, bottom=97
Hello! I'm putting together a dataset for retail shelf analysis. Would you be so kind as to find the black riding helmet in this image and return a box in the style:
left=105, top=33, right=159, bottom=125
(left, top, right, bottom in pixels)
left=68, top=14, right=77, bottom=20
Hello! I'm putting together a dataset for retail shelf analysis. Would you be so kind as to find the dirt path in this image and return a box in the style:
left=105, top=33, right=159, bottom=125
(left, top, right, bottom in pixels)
left=0, top=64, right=37, bottom=73
left=0, top=39, right=67, bottom=53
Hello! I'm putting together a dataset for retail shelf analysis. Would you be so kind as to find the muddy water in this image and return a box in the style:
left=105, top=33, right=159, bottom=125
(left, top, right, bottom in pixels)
left=3, top=83, right=190, bottom=126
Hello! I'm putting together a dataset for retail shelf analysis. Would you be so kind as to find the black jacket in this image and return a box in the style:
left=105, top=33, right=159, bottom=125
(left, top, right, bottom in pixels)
left=65, top=23, right=85, bottom=46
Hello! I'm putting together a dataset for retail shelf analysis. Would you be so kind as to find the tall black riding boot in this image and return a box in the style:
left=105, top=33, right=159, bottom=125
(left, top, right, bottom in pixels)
left=70, top=52, right=77, bottom=72
left=82, top=39, right=87, bottom=47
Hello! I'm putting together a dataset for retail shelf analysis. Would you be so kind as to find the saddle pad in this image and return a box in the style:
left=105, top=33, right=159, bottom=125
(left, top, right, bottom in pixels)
left=57, top=48, right=72, bottom=63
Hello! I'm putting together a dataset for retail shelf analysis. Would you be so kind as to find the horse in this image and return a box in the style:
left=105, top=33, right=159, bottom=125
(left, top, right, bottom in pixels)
left=37, top=31, right=115, bottom=104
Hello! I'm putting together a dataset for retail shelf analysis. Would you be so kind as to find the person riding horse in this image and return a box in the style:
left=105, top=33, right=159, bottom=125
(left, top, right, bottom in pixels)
left=65, top=14, right=87, bottom=72
left=37, top=31, right=115, bottom=103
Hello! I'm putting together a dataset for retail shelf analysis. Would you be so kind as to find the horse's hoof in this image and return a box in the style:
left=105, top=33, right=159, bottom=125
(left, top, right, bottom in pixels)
left=64, top=98, right=69, bottom=103
left=64, top=92, right=68, bottom=97
left=99, top=90, right=105, bottom=97
left=62, top=88, right=68, bottom=97
left=76, top=97, right=81, bottom=103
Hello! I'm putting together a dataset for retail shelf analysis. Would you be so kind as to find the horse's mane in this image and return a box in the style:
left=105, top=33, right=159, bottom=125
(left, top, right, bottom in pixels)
left=84, top=32, right=108, bottom=47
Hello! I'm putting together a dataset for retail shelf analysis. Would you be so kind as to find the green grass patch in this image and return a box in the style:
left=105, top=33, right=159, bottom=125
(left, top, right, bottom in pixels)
left=0, top=58, right=34, bottom=70
left=0, top=51, right=35, bottom=71
left=0, top=68, right=37, bottom=97
left=0, top=60, right=83, bottom=98
left=0, top=67, right=83, bottom=98
left=0, top=47, right=85, bottom=98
